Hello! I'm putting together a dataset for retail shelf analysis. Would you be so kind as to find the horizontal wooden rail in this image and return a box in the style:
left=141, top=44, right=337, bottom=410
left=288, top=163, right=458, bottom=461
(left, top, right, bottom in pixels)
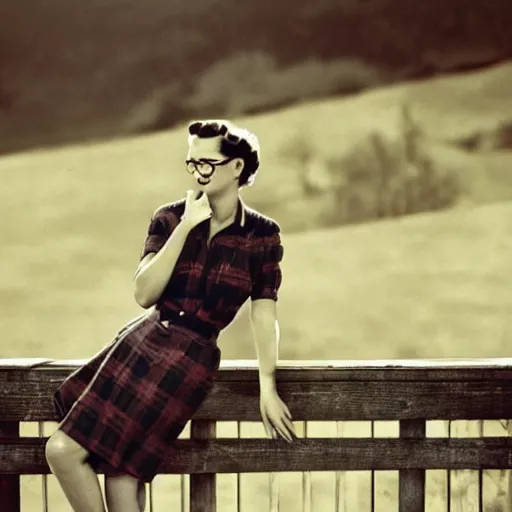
left=2, top=359, right=512, bottom=422
left=2, top=437, right=512, bottom=475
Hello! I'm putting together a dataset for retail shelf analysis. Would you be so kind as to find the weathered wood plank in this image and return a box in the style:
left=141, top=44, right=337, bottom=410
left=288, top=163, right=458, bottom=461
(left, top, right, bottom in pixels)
left=190, top=420, right=216, bottom=512
left=399, top=420, right=426, bottom=512
left=2, top=376, right=512, bottom=422
left=0, top=423, right=20, bottom=512
left=2, top=437, right=512, bottom=475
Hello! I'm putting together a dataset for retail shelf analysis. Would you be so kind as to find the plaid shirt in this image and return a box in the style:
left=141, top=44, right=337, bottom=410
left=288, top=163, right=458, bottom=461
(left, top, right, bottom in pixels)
left=140, top=198, right=283, bottom=334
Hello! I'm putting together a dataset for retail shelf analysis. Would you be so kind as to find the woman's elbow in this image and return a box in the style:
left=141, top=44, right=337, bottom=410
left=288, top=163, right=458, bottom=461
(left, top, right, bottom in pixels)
left=133, top=253, right=159, bottom=308
left=133, top=281, right=154, bottom=309
left=135, top=295, right=152, bottom=309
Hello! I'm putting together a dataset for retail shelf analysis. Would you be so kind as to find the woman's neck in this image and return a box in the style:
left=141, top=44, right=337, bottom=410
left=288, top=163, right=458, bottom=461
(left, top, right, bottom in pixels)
left=209, top=188, right=239, bottom=224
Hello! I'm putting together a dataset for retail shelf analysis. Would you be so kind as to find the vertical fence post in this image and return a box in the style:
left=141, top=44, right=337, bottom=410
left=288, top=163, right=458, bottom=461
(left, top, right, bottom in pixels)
left=190, top=419, right=216, bottom=512
left=399, top=419, right=426, bottom=512
left=0, top=421, right=21, bottom=512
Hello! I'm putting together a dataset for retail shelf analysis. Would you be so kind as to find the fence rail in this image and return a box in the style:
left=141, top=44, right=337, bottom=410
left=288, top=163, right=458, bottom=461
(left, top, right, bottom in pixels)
left=2, top=358, right=512, bottom=511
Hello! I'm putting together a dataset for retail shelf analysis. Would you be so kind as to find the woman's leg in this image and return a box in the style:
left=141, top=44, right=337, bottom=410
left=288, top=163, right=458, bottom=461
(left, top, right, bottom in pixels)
left=45, top=430, right=106, bottom=512
left=105, top=474, right=145, bottom=512
left=138, top=481, right=147, bottom=512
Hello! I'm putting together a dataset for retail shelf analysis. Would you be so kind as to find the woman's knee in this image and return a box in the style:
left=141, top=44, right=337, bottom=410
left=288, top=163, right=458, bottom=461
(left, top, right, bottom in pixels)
left=45, top=430, right=88, bottom=469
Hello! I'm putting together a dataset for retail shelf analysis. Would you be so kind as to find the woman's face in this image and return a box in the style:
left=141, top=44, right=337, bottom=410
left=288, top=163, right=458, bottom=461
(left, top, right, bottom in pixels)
left=186, top=136, right=241, bottom=196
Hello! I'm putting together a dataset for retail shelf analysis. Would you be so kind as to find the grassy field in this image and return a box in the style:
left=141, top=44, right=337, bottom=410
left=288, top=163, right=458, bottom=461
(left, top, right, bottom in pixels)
left=1, top=63, right=511, bottom=359
left=1, top=63, right=512, bottom=510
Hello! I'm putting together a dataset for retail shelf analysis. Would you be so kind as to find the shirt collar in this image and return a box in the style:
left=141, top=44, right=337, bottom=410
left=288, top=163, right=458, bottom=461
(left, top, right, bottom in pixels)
left=235, top=197, right=247, bottom=228
left=182, top=196, right=248, bottom=232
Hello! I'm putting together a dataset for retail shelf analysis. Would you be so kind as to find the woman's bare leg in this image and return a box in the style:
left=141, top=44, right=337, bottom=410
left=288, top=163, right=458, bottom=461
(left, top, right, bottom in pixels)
left=105, top=474, right=144, bottom=512
left=45, top=430, right=106, bottom=512
left=138, top=481, right=147, bottom=512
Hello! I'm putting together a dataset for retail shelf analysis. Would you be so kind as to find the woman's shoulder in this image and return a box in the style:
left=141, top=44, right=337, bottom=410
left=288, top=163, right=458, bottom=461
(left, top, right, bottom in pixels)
left=244, top=207, right=284, bottom=263
left=244, top=206, right=281, bottom=236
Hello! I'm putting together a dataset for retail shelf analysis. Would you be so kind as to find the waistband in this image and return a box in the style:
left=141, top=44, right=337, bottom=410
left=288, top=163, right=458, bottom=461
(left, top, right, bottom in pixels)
left=156, top=307, right=219, bottom=342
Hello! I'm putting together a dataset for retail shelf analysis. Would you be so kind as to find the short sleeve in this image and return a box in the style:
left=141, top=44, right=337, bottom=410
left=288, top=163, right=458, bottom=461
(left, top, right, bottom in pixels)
left=140, top=207, right=178, bottom=261
left=250, top=229, right=284, bottom=301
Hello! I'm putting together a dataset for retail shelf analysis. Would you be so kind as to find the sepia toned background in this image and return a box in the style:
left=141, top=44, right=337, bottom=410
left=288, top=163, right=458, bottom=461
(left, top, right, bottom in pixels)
left=1, top=0, right=512, bottom=509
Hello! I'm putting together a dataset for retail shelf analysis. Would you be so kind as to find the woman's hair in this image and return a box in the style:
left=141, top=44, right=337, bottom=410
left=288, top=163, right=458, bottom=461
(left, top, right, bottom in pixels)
left=187, top=119, right=260, bottom=188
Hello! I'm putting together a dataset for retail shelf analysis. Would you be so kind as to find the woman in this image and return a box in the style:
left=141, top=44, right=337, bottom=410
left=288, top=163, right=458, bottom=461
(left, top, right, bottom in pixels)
left=45, top=119, right=296, bottom=512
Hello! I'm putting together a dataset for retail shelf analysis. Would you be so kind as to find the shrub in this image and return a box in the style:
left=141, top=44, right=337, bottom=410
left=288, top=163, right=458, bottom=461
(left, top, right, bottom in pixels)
left=183, top=51, right=384, bottom=118
left=299, top=104, right=463, bottom=226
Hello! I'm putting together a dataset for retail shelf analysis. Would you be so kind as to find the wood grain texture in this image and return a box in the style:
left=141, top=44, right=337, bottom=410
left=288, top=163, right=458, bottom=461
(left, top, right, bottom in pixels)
left=399, top=420, right=426, bottom=512
left=2, top=361, right=512, bottom=421
left=190, top=420, right=217, bottom=512
left=2, top=437, right=512, bottom=475
left=0, top=422, right=20, bottom=512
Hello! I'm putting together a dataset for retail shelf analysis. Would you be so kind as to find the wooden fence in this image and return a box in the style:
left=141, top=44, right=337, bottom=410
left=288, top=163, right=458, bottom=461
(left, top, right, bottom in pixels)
left=2, top=358, right=512, bottom=511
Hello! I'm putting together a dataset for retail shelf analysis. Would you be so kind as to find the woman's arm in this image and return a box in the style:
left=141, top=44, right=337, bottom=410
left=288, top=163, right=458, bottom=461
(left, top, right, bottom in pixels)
left=134, top=191, right=212, bottom=309
left=250, top=298, right=279, bottom=392
left=249, top=227, right=284, bottom=385
left=250, top=226, right=295, bottom=442
left=251, top=298, right=295, bottom=442
left=133, top=220, right=192, bottom=308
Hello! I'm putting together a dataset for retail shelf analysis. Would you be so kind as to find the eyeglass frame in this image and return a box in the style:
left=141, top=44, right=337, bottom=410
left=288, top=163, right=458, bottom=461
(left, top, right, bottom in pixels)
left=185, top=156, right=236, bottom=177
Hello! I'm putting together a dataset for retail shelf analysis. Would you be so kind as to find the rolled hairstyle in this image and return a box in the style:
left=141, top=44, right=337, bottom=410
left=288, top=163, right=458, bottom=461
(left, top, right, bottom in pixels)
left=188, top=120, right=260, bottom=187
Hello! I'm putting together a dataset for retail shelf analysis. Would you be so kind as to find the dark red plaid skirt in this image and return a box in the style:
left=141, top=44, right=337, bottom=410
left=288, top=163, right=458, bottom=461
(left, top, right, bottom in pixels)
left=53, top=307, right=221, bottom=483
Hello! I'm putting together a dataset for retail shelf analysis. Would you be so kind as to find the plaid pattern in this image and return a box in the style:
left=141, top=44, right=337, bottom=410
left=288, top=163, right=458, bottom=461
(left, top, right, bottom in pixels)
left=141, top=197, right=284, bottom=334
left=52, top=197, right=282, bottom=482
left=53, top=308, right=220, bottom=482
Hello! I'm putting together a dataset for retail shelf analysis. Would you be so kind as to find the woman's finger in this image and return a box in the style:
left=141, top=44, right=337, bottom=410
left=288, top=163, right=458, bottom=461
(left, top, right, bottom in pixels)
left=261, top=411, right=274, bottom=439
left=282, top=415, right=296, bottom=437
left=272, top=418, right=293, bottom=443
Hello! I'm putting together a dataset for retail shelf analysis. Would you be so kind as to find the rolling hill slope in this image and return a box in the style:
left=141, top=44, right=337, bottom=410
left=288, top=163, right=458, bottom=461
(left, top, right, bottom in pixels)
left=1, top=200, right=510, bottom=363
left=1, top=0, right=510, bottom=153
left=1, top=64, right=511, bottom=361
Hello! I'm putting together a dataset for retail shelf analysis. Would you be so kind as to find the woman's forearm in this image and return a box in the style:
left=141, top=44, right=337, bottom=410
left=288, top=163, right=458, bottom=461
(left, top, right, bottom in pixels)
left=251, top=312, right=280, bottom=393
left=133, top=221, right=192, bottom=308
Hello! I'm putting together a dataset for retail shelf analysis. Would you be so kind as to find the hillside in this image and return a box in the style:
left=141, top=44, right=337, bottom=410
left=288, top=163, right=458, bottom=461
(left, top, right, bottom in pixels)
left=1, top=63, right=511, bottom=360
left=1, top=0, right=511, bottom=154
left=1, top=63, right=511, bottom=235
left=223, top=202, right=512, bottom=361
left=1, top=200, right=511, bottom=363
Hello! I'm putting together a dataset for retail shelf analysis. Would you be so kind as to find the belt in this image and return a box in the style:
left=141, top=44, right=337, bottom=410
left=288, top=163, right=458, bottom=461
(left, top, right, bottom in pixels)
left=158, top=308, right=219, bottom=342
